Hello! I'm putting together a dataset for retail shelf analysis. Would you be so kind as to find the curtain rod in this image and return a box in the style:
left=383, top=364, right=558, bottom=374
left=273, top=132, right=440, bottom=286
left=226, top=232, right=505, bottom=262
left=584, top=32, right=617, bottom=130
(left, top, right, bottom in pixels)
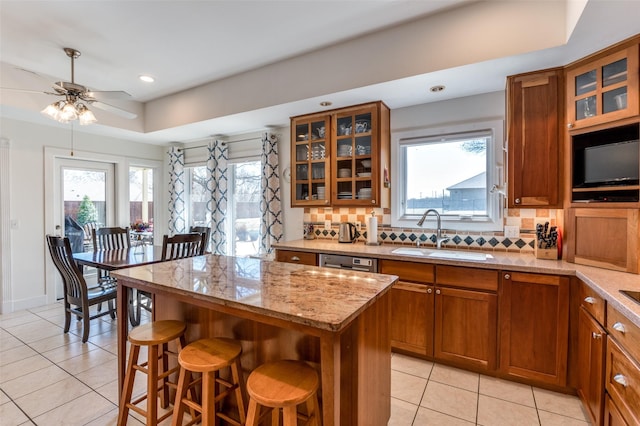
left=178, top=136, right=262, bottom=151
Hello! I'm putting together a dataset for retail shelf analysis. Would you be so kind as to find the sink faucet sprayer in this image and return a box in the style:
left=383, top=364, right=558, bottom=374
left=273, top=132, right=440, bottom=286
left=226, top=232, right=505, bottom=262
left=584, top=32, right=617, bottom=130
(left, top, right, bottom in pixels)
left=416, top=209, right=449, bottom=249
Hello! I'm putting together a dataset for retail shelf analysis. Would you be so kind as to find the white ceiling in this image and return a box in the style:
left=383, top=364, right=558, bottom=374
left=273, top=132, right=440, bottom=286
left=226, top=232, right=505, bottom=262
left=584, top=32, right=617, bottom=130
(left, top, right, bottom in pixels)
left=1, top=0, right=640, bottom=145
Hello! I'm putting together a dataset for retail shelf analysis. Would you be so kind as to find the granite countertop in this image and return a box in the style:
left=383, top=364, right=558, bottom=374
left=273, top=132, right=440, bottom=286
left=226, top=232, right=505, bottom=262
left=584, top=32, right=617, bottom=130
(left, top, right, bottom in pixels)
left=273, top=239, right=640, bottom=328
left=112, top=254, right=397, bottom=332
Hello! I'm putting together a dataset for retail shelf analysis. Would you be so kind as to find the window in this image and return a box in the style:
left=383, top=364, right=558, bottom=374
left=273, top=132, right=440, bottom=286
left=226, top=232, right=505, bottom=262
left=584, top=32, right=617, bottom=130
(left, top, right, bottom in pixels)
left=129, top=167, right=154, bottom=244
left=391, top=120, right=504, bottom=232
left=188, top=159, right=262, bottom=256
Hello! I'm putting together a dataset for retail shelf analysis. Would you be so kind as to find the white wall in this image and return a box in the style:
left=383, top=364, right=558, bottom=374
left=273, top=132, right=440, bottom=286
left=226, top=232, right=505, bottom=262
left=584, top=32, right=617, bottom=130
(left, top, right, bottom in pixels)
left=0, top=117, right=165, bottom=312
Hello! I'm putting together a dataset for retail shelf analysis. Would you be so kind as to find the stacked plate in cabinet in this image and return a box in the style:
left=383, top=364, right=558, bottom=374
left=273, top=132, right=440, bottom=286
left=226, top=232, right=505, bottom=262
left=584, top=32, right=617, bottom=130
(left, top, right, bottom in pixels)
left=337, top=192, right=352, bottom=199
left=316, top=186, right=325, bottom=199
left=357, top=188, right=372, bottom=199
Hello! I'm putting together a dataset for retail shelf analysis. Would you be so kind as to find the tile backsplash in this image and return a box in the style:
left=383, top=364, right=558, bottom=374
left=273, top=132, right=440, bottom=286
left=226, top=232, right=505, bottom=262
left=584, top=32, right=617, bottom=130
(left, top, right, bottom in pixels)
left=303, top=207, right=563, bottom=254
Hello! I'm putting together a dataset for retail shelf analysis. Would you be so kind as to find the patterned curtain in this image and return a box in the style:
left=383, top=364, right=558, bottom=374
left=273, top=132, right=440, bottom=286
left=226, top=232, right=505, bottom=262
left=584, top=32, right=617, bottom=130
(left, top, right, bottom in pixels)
left=167, top=146, right=186, bottom=234
left=206, top=140, right=228, bottom=255
left=259, top=133, right=283, bottom=255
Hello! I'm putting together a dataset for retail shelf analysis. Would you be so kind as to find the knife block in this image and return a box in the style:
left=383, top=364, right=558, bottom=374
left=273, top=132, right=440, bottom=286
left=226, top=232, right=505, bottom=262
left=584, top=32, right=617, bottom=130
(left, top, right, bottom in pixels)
left=535, top=238, right=558, bottom=260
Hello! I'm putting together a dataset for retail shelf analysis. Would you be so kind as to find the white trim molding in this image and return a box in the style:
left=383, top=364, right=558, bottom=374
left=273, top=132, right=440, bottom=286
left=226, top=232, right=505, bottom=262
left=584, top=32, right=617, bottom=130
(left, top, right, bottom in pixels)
left=0, top=137, right=12, bottom=313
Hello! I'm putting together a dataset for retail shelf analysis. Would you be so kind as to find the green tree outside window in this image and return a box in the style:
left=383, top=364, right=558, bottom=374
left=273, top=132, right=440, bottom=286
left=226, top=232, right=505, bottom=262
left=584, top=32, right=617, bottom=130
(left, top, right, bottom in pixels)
left=77, top=195, right=98, bottom=225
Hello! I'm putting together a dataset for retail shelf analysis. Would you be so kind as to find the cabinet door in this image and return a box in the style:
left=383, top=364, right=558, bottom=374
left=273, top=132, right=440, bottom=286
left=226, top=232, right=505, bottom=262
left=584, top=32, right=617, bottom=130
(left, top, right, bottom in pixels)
left=577, top=307, right=606, bottom=426
left=274, top=250, right=317, bottom=266
left=499, top=271, right=569, bottom=386
left=390, top=282, right=434, bottom=356
left=507, top=69, right=562, bottom=207
left=604, top=395, right=629, bottom=426
left=566, top=44, right=639, bottom=130
left=434, top=286, right=497, bottom=371
left=291, top=115, right=331, bottom=207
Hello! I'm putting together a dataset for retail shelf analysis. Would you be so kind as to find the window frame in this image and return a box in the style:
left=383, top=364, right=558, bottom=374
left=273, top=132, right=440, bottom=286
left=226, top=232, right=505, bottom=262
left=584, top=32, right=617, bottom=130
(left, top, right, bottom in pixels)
left=391, top=119, right=505, bottom=232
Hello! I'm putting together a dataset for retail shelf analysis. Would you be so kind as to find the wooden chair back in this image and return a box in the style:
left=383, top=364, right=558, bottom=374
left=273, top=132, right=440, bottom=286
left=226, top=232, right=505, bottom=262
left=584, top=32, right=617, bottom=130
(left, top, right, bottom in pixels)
left=162, top=233, right=205, bottom=261
left=92, top=226, right=131, bottom=251
left=189, top=226, right=211, bottom=255
left=47, top=235, right=88, bottom=303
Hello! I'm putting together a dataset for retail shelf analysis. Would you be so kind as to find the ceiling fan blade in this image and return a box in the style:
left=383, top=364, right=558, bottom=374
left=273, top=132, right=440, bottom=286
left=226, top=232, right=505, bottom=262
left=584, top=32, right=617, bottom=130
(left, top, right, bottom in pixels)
left=15, top=67, right=67, bottom=93
left=0, top=86, right=62, bottom=96
left=90, top=100, right=138, bottom=119
left=85, top=90, right=132, bottom=100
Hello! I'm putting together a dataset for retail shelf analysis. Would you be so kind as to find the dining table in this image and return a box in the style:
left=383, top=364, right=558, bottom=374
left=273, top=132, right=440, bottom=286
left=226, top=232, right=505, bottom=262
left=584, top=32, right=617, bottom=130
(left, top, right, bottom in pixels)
left=73, top=245, right=165, bottom=325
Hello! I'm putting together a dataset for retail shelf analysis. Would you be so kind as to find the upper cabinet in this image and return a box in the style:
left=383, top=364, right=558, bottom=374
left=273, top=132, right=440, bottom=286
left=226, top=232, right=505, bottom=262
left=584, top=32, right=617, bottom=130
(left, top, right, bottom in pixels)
left=507, top=68, right=563, bottom=208
left=566, top=43, right=639, bottom=130
left=290, top=102, right=390, bottom=208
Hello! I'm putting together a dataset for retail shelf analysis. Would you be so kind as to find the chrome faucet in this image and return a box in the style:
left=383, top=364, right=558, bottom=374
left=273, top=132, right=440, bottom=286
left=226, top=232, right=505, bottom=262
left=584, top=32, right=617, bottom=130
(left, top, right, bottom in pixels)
left=416, top=209, right=449, bottom=249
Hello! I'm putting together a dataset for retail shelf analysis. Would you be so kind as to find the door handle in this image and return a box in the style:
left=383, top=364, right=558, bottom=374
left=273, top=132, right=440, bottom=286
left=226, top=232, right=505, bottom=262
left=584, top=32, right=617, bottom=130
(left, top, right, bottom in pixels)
left=613, top=374, right=628, bottom=387
left=290, top=256, right=300, bottom=261
left=612, top=322, right=626, bottom=333
left=583, top=296, right=596, bottom=305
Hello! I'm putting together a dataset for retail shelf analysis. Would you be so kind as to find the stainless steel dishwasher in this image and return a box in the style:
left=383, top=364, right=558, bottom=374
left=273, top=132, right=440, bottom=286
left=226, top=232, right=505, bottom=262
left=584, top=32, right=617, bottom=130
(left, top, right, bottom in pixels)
left=318, top=253, right=378, bottom=273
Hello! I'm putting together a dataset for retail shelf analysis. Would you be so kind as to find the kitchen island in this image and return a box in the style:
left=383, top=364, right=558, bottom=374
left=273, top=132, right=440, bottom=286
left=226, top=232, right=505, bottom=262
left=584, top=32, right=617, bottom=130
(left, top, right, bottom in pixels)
left=112, top=254, right=397, bottom=425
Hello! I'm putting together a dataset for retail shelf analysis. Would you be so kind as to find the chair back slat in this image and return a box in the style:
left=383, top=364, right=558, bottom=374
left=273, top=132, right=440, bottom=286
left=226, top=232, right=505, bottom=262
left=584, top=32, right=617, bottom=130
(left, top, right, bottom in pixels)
left=46, top=235, right=87, bottom=302
left=162, top=233, right=205, bottom=261
left=93, top=227, right=131, bottom=251
left=189, top=226, right=211, bottom=255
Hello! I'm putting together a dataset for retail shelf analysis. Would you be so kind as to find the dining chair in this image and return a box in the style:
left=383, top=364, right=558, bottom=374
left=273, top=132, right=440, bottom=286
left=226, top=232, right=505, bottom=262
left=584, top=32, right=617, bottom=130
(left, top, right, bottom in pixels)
left=46, top=235, right=117, bottom=343
left=189, top=226, right=211, bottom=255
left=161, top=232, right=206, bottom=261
left=132, top=233, right=206, bottom=326
left=92, top=226, right=131, bottom=251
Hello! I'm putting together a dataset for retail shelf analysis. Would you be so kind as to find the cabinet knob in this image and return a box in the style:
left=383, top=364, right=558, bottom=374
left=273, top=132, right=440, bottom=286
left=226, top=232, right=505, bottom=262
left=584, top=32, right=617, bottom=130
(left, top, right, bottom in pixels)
left=435, top=289, right=441, bottom=295
left=613, top=374, right=628, bottom=387
left=427, top=288, right=432, bottom=294
left=567, top=123, right=574, bottom=129
left=583, top=296, right=596, bottom=305
left=612, top=322, right=626, bottom=333
left=514, top=198, right=521, bottom=204
left=504, top=274, right=511, bottom=280
left=371, top=200, right=376, bottom=204
left=592, top=332, right=602, bottom=339
left=291, top=256, right=300, bottom=262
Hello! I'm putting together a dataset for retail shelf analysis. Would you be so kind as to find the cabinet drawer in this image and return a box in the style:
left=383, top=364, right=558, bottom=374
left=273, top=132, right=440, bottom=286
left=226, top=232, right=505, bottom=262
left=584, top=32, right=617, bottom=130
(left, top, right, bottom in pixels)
left=436, top=265, right=498, bottom=291
left=607, top=305, right=640, bottom=363
left=580, top=280, right=606, bottom=325
left=605, top=337, right=640, bottom=426
left=380, top=260, right=434, bottom=283
left=275, top=250, right=317, bottom=266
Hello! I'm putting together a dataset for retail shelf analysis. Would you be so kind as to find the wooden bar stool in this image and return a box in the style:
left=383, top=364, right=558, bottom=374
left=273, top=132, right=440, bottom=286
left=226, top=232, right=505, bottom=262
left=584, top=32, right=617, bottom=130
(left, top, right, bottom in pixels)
left=172, top=338, right=247, bottom=426
left=118, top=320, right=187, bottom=426
left=245, top=360, right=321, bottom=426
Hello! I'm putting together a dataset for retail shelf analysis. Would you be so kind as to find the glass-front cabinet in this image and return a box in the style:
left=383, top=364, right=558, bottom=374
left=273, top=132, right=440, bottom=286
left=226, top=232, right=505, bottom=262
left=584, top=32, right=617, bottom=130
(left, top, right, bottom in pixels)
left=291, top=114, right=330, bottom=207
left=290, top=101, right=390, bottom=207
left=566, top=44, right=639, bottom=130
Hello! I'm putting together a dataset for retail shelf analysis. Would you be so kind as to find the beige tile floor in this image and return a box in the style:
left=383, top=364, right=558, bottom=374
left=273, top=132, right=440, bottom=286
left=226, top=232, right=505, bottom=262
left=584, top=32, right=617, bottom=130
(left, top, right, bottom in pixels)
left=1, top=302, right=591, bottom=425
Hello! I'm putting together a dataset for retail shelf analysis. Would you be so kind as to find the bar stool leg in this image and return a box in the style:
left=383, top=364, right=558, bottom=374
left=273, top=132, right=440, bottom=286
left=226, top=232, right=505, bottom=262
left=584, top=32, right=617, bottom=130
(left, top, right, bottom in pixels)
left=160, top=342, right=170, bottom=409
left=231, top=358, right=246, bottom=424
left=147, top=344, right=159, bottom=426
left=202, top=370, right=216, bottom=426
left=283, top=406, right=297, bottom=426
left=306, top=395, right=321, bottom=426
left=271, top=408, right=280, bottom=425
left=170, top=366, right=188, bottom=426
left=246, top=399, right=260, bottom=426
left=118, top=344, right=140, bottom=425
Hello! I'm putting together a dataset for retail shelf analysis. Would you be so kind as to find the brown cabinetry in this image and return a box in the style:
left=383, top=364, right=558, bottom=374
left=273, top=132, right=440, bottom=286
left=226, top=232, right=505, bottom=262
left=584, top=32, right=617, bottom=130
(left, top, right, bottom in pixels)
left=578, top=306, right=607, bottom=426
left=380, top=260, right=434, bottom=356
left=274, top=249, right=317, bottom=266
left=605, top=395, right=629, bottom=426
left=290, top=101, right=390, bottom=207
left=499, top=271, right=569, bottom=386
left=507, top=68, right=563, bottom=207
left=565, top=208, right=639, bottom=273
left=566, top=43, right=639, bottom=131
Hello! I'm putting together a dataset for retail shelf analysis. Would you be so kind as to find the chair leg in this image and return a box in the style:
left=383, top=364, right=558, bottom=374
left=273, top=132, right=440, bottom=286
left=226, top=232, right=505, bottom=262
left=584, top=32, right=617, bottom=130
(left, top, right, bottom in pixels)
left=202, top=371, right=216, bottom=426
left=63, top=303, right=71, bottom=333
left=108, top=299, right=116, bottom=319
left=246, top=399, right=261, bottom=426
left=231, top=358, right=247, bottom=423
left=82, top=304, right=90, bottom=343
left=128, top=288, right=140, bottom=327
left=283, top=405, right=297, bottom=426
left=170, top=366, right=188, bottom=426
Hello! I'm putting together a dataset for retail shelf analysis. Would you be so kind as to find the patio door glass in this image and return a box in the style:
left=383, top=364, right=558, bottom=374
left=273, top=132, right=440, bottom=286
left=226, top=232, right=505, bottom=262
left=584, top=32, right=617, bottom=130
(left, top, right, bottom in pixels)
left=54, top=158, right=115, bottom=298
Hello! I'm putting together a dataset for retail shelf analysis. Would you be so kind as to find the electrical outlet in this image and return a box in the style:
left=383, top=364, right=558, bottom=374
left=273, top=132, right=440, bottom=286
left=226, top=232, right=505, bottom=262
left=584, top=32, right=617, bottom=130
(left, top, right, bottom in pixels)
left=324, top=220, right=331, bottom=231
left=504, top=225, right=519, bottom=238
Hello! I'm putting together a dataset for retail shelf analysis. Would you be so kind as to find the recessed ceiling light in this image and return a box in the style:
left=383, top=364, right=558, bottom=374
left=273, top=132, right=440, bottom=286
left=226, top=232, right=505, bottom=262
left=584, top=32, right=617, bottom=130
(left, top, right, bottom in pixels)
left=320, top=101, right=332, bottom=107
left=430, top=85, right=445, bottom=93
left=139, top=75, right=155, bottom=83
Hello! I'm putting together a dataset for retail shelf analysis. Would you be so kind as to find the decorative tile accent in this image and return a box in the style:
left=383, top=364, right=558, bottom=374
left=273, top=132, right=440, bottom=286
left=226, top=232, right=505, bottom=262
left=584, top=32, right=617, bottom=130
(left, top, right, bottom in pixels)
left=302, top=207, right=562, bottom=254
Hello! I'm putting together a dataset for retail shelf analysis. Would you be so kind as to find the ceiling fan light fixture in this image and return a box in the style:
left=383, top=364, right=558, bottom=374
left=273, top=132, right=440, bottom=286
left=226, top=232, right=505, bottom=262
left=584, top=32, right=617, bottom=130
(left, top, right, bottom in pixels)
left=41, top=102, right=62, bottom=120
left=59, top=101, right=79, bottom=122
left=77, top=103, right=97, bottom=125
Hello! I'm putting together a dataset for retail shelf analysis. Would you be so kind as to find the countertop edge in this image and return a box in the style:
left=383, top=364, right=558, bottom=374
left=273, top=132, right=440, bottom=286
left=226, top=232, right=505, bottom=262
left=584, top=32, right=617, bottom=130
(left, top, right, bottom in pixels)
left=274, top=240, right=640, bottom=328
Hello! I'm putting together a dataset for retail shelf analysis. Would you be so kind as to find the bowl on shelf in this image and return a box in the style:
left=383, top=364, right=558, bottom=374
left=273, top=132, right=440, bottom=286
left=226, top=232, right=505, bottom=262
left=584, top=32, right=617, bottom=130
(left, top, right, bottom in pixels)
left=338, top=168, right=352, bottom=178
left=357, top=172, right=372, bottom=178
left=361, top=159, right=372, bottom=168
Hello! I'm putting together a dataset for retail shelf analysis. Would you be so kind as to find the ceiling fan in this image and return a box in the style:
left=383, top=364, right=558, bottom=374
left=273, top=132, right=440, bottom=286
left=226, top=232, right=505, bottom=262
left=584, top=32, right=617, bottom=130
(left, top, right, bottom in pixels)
left=3, top=47, right=137, bottom=124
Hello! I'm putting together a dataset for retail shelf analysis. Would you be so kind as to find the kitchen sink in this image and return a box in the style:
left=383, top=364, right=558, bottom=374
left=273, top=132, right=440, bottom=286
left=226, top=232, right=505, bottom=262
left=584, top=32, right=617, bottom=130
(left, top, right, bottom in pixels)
left=391, top=247, right=492, bottom=261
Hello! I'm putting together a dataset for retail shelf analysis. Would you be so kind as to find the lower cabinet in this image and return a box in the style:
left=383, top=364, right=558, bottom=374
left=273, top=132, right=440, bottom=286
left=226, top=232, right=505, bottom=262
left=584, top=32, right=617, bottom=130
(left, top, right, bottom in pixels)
left=274, top=249, right=317, bottom=266
left=499, top=271, right=570, bottom=386
left=604, top=395, right=629, bottom=426
left=577, top=306, right=606, bottom=425
left=434, top=285, right=497, bottom=371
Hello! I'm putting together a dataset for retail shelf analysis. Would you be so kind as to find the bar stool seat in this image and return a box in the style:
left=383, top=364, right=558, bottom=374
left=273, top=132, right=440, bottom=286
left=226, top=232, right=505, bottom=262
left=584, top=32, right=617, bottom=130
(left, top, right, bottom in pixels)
left=172, top=338, right=247, bottom=426
left=246, top=360, right=321, bottom=426
left=118, top=320, right=187, bottom=426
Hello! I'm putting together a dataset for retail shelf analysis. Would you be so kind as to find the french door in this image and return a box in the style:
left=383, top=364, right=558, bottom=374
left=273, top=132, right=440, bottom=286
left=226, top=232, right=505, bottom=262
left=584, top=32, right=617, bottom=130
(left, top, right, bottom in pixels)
left=53, top=158, right=115, bottom=299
